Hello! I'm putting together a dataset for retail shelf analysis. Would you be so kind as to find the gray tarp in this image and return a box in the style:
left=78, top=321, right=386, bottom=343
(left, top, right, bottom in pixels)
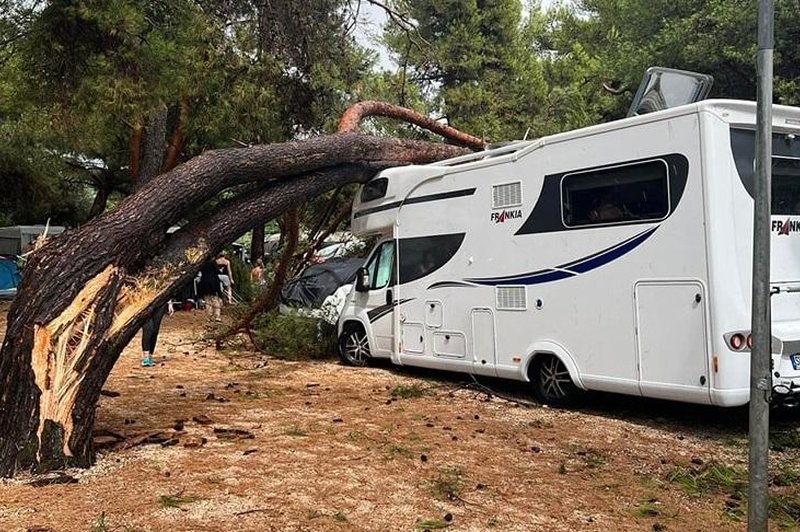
left=280, top=257, right=363, bottom=308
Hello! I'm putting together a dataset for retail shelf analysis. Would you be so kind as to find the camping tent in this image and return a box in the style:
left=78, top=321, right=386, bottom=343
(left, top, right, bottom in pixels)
left=0, top=257, right=20, bottom=299
left=280, top=257, right=363, bottom=308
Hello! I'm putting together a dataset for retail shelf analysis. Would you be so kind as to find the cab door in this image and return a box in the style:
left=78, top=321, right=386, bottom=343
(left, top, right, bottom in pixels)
left=357, top=240, right=396, bottom=357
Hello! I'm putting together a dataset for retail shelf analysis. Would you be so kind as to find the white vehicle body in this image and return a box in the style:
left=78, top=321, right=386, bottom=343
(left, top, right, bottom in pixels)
left=337, top=100, right=800, bottom=407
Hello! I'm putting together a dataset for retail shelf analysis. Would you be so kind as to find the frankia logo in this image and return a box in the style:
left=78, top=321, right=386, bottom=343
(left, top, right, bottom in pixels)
left=490, top=209, right=523, bottom=223
left=773, top=218, right=800, bottom=236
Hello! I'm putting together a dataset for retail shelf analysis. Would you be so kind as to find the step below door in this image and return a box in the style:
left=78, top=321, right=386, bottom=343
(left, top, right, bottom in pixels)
left=635, top=281, right=710, bottom=403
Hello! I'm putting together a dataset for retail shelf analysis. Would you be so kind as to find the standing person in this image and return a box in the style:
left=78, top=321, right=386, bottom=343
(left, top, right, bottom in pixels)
left=250, top=258, right=265, bottom=286
left=198, top=259, right=224, bottom=322
left=215, top=251, right=234, bottom=304
left=141, top=302, right=173, bottom=367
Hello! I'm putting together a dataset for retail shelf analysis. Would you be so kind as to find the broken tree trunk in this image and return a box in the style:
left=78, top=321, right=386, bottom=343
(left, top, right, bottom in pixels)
left=0, top=133, right=468, bottom=477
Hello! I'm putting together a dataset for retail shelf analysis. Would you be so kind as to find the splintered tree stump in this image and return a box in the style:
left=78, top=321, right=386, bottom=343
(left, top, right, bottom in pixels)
left=0, top=130, right=471, bottom=477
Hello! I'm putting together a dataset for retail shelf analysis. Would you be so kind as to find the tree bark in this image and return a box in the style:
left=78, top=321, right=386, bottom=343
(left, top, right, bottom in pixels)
left=87, top=184, right=111, bottom=219
left=250, top=224, right=265, bottom=263
left=0, top=133, right=467, bottom=477
left=136, top=106, right=168, bottom=190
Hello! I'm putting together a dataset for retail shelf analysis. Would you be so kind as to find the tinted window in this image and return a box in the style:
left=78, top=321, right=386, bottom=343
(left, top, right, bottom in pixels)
left=773, top=157, right=800, bottom=215
left=398, top=234, right=465, bottom=284
left=365, top=241, right=394, bottom=290
left=562, top=161, right=669, bottom=226
left=730, top=128, right=800, bottom=214
left=361, top=178, right=388, bottom=203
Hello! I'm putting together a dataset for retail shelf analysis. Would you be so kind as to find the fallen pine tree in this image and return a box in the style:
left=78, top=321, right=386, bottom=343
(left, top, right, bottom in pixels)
left=0, top=103, right=485, bottom=476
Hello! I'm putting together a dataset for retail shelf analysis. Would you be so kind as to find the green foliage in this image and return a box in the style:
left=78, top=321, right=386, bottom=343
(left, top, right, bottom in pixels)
left=0, top=0, right=377, bottom=226
left=771, top=427, right=800, bottom=452
left=427, top=466, right=466, bottom=501
left=772, top=463, right=800, bottom=487
left=667, top=462, right=747, bottom=498
left=633, top=498, right=661, bottom=518
left=390, top=383, right=431, bottom=399
left=385, top=0, right=548, bottom=141
left=252, top=311, right=336, bottom=360
left=159, top=494, right=197, bottom=509
left=416, top=519, right=451, bottom=530
left=541, top=0, right=800, bottom=126
left=229, top=256, right=254, bottom=304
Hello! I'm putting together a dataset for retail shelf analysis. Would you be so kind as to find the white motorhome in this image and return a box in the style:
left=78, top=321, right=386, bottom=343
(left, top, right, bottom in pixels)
left=336, top=99, right=800, bottom=407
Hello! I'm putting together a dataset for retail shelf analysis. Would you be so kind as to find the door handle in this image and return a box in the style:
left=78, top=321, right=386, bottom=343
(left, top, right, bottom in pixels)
left=386, top=289, right=393, bottom=306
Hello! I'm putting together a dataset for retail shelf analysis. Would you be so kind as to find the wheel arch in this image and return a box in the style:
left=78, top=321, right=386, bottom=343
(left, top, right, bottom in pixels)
left=523, top=341, right=586, bottom=391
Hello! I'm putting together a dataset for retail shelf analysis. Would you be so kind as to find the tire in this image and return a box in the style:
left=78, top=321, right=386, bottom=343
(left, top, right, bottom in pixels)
left=338, top=323, right=370, bottom=367
left=530, top=354, right=579, bottom=407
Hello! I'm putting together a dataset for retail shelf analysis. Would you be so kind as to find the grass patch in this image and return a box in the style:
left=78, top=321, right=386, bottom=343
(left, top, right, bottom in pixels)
left=772, top=464, right=800, bottom=487
left=557, top=461, right=567, bottom=475
left=416, top=519, right=451, bottom=530
left=387, top=444, right=415, bottom=460
left=771, top=428, right=800, bottom=452
left=667, top=462, right=746, bottom=498
left=771, top=494, right=800, bottom=525
left=574, top=448, right=606, bottom=469
left=159, top=494, right=197, bottom=509
left=633, top=498, right=661, bottom=518
left=332, top=511, right=348, bottom=522
left=285, top=426, right=308, bottom=437
left=428, top=466, right=467, bottom=502
left=90, top=512, right=108, bottom=532
left=391, top=383, right=431, bottom=399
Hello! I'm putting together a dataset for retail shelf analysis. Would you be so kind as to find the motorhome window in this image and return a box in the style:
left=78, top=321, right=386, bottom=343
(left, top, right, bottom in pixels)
left=398, top=233, right=465, bottom=284
left=773, top=157, right=800, bottom=215
left=361, top=178, right=389, bottom=203
left=730, top=128, right=800, bottom=213
left=562, top=161, right=669, bottom=226
left=366, top=241, right=395, bottom=289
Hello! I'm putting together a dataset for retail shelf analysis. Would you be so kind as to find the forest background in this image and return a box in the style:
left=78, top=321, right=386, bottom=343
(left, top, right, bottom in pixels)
left=2, top=0, right=799, bottom=239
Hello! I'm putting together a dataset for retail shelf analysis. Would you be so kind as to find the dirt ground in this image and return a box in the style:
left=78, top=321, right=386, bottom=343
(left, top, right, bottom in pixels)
left=1, top=302, right=799, bottom=532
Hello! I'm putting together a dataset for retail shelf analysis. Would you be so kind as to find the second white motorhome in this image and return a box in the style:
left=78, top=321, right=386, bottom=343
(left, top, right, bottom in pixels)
left=337, top=99, right=800, bottom=407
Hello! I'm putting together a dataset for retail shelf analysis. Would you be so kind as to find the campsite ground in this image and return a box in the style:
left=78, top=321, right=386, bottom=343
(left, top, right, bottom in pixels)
left=1, top=301, right=799, bottom=531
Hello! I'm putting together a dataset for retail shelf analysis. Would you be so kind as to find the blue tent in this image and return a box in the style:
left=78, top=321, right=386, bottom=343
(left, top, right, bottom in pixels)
left=0, top=257, right=20, bottom=295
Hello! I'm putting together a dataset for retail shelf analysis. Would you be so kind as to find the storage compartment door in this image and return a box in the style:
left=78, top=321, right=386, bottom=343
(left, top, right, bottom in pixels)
left=471, top=308, right=497, bottom=376
left=635, top=281, right=710, bottom=402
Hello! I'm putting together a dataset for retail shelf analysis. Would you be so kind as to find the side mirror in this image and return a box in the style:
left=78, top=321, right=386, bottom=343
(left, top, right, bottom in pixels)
left=355, top=267, right=370, bottom=292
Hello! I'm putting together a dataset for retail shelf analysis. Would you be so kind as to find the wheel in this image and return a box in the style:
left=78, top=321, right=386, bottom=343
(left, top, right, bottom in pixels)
left=339, top=323, right=370, bottom=367
left=531, top=354, right=578, bottom=406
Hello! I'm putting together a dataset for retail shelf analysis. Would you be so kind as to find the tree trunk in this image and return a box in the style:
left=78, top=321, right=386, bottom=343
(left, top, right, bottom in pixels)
left=136, top=106, right=169, bottom=190
left=0, top=133, right=468, bottom=477
left=251, top=224, right=265, bottom=263
left=87, top=184, right=111, bottom=219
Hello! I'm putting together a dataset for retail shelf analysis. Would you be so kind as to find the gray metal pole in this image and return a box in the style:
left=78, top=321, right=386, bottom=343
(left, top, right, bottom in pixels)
left=748, top=0, right=774, bottom=530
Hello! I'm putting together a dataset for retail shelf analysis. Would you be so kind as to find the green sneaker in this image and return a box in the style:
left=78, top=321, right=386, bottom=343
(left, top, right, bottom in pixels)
left=141, top=357, right=155, bottom=367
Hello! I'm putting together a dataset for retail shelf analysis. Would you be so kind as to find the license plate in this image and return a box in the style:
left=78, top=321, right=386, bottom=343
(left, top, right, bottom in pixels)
left=791, top=354, right=800, bottom=371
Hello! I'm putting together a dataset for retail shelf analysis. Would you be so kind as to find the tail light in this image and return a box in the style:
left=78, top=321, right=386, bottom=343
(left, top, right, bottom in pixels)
left=730, top=333, right=746, bottom=351
left=746, top=334, right=753, bottom=349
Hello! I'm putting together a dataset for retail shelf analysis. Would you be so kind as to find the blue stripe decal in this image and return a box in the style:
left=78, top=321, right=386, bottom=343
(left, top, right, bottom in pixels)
left=465, top=226, right=658, bottom=286
left=564, top=227, right=657, bottom=273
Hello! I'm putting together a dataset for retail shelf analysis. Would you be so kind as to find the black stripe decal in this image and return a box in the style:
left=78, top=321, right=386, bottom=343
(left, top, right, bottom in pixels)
left=367, top=298, right=414, bottom=322
left=354, top=188, right=476, bottom=219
